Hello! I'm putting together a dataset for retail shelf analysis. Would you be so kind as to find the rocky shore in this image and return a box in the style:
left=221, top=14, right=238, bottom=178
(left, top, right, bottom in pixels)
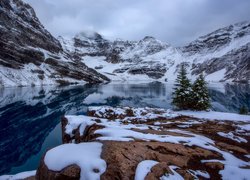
left=2, top=107, right=250, bottom=180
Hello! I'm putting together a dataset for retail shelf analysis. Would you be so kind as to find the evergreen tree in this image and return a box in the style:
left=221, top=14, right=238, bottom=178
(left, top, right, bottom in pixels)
left=239, top=106, right=248, bottom=115
left=172, top=64, right=192, bottom=110
left=191, top=73, right=210, bottom=110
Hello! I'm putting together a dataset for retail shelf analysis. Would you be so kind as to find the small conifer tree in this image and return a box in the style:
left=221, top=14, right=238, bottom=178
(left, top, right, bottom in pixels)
left=191, top=73, right=210, bottom=110
left=172, top=64, right=192, bottom=109
left=239, top=106, right=248, bottom=115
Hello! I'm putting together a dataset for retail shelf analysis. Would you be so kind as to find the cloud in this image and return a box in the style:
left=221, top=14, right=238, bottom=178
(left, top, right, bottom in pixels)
left=23, top=0, right=250, bottom=46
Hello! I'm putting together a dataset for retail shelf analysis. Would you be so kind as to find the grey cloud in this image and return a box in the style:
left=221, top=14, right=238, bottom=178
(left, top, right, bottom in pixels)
left=23, top=0, right=250, bottom=46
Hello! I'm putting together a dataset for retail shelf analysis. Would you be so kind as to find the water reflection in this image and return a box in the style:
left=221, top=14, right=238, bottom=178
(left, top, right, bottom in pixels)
left=0, top=85, right=98, bottom=175
left=209, top=83, right=250, bottom=112
left=0, top=82, right=249, bottom=175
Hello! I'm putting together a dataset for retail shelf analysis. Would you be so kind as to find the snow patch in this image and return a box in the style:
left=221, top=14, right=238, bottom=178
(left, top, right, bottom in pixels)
left=134, top=160, right=159, bottom=180
left=44, top=142, right=106, bottom=180
left=177, top=111, right=250, bottom=122
left=188, top=169, right=210, bottom=179
left=160, top=166, right=184, bottom=180
left=217, top=132, right=247, bottom=143
left=65, top=115, right=96, bottom=137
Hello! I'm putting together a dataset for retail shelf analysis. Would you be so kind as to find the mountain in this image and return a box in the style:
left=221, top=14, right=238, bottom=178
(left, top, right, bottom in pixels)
left=60, top=22, right=250, bottom=83
left=0, top=0, right=249, bottom=87
left=60, top=33, right=180, bottom=82
left=0, top=0, right=109, bottom=87
left=182, top=21, right=250, bottom=82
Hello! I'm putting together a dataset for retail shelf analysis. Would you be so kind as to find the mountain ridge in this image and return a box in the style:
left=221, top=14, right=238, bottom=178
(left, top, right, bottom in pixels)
left=0, top=0, right=249, bottom=87
left=60, top=20, right=250, bottom=83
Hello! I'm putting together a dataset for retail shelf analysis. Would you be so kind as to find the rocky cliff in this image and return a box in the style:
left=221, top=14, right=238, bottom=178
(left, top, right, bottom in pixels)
left=0, top=0, right=109, bottom=87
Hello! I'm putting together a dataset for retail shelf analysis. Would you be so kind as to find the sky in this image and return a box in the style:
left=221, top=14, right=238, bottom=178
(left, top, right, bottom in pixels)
left=24, top=0, right=250, bottom=46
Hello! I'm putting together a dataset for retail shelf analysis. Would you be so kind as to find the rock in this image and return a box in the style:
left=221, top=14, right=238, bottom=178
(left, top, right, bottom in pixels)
left=24, top=176, right=36, bottom=180
left=36, top=157, right=81, bottom=180
left=101, top=141, right=222, bottom=179
left=204, top=162, right=224, bottom=170
left=145, top=162, right=169, bottom=179
left=128, top=65, right=167, bottom=79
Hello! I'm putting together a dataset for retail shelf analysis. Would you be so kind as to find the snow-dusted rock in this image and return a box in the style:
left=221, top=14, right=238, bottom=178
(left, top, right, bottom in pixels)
left=39, top=142, right=106, bottom=180
left=36, top=106, right=250, bottom=180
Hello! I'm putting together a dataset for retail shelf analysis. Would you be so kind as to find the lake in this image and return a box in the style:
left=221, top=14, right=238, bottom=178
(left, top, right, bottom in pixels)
left=0, top=82, right=249, bottom=175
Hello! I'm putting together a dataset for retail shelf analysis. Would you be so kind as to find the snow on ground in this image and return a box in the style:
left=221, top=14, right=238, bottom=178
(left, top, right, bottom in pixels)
left=88, top=106, right=178, bottom=121
left=0, top=170, right=36, bottom=180
left=64, top=106, right=250, bottom=179
left=217, top=132, right=247, bottom=143
left=44, top=142, right=106, bottom=180
left=188, top=169, right=210, bottom=179
left=134, top=160, right=159, bottom=180
left=65, top=116, right=96, bottom=137
left=177, top=110, right=250, bottom=122
left=160, top=166, right=184, bottom=180
left=238, top=124, right=250, bottom=131
left=89, top=106, right=250, bottom=123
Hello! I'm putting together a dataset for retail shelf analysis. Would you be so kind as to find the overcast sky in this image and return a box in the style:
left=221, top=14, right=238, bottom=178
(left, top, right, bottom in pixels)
left=24, top=0, right=250, bottom=46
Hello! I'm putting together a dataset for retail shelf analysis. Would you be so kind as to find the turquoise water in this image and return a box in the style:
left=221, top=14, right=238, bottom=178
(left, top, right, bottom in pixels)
left=0, top=82, right=249, bottom=175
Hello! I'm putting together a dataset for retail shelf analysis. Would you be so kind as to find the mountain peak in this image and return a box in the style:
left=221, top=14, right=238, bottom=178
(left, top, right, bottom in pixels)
left=75, top=31, right=103, bottom=41
left=142, top=36, right=156, bottom=41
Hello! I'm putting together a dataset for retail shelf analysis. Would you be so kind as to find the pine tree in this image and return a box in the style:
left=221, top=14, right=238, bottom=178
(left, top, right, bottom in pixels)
left=239, top=106, right=248, bottom=115
left=172, top=64, right=192, bottom=110
left=191, top=73, right=210, bottom=110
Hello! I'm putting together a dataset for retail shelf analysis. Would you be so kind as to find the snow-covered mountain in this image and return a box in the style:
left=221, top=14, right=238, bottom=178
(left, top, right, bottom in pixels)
left=60, top=21, right=250, bottom=83
left=0, top=0, right=249, bottom=87
left=0, top=0, right=109, bottom=87
left=182, top=21, right=250, bottom=82
left=59, top=34, right=181, bottom=82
